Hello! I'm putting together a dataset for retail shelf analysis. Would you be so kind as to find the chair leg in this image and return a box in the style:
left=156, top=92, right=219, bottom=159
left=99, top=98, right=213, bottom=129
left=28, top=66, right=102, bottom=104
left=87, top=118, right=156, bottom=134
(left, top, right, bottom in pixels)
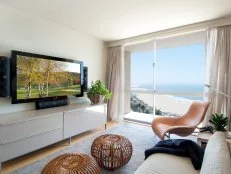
left=164, top=133, right=170, bottom=140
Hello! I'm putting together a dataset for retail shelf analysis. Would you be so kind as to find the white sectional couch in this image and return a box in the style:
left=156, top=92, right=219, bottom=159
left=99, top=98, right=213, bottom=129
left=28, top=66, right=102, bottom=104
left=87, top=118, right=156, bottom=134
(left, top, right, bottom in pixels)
left=135, top=132, right=231, bottom=174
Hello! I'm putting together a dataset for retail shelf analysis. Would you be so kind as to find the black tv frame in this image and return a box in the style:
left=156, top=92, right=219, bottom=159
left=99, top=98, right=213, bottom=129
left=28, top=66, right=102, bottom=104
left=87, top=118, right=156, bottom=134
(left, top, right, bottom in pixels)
left=11, top=50, right=84, bottom=104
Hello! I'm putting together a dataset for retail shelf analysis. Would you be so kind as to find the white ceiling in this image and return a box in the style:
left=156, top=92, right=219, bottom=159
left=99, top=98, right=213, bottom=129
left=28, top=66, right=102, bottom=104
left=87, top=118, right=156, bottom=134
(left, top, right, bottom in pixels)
left=1, top=0, right=231, bottom=41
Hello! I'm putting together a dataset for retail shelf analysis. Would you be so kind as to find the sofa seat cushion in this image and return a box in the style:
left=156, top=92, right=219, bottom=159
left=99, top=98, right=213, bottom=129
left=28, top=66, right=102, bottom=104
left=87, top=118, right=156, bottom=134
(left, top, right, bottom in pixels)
left=200, top=131, right=231, bottom=174
left=135, top=153, right=199, bottom=174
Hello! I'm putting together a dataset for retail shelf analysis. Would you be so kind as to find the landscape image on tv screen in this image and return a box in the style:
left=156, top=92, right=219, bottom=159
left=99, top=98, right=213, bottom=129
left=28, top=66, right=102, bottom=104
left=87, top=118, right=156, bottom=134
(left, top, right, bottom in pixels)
left=16, top=55, right=81, bottom=100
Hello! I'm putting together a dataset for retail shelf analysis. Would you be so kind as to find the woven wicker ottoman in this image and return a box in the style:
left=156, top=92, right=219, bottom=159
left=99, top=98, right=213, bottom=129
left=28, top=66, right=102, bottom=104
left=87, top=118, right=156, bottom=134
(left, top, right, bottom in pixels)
left=91, top=134, right=133, bottom=170
left=42, top=153, right=100, bottom=174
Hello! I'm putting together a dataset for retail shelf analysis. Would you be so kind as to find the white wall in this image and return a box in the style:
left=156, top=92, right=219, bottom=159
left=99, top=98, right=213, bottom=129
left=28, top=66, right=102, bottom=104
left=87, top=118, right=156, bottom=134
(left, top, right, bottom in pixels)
left=0, top=4, right=106, bottom=114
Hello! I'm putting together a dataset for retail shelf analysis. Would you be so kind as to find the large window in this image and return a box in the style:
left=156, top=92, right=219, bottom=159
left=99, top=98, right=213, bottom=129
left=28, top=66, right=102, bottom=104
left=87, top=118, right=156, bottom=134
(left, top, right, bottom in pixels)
left=131, top=52, right=153, bottom=90
left=124, top=32, right=206, bottom=123
left=156, top=43, right=205, bottom=98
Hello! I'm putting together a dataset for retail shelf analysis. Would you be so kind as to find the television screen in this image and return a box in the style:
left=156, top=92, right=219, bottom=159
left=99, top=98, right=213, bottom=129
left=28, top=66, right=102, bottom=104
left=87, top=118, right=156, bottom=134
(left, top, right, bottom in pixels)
left=11, top=51, right=83, bottom=104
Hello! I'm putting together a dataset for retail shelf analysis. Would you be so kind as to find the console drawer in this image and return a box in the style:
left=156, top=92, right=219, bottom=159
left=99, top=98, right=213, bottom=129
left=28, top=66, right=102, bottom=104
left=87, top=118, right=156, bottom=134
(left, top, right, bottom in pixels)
left=0, top=113, right=63, bottom=144
left=64, top=105, right=107, bottom=139
left=0, top=128, right=63, bottom=162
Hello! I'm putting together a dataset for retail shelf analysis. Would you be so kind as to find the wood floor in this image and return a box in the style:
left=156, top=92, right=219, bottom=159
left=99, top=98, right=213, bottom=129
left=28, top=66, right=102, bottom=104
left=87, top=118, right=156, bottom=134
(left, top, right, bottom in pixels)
left=2, top=121, right=119, bottom=174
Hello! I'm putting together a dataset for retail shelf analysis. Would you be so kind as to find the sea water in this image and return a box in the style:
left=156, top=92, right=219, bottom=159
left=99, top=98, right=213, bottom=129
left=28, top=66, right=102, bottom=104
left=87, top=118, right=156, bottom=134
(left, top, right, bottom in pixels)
left=131, top=84, right=204, bottom=101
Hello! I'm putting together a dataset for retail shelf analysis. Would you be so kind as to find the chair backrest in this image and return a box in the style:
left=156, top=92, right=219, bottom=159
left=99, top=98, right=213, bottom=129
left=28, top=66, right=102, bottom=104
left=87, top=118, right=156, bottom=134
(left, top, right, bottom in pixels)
left=179, top=101, right=210, bottom=127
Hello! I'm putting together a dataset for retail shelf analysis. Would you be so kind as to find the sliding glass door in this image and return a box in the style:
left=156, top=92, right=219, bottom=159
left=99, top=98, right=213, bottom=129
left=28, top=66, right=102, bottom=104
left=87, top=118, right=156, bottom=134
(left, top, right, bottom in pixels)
left=155, top=42, right=205, bottom=116
left=124, top=40, right=155, bottom=123
left=124, top=31, right=206, bottom=124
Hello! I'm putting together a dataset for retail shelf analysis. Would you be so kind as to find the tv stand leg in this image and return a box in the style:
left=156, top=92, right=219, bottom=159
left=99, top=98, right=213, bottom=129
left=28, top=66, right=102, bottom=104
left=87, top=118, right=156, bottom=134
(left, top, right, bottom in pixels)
left=69, top=137, right=72, bottom=145
left=105, top=123, right=107, bottom=130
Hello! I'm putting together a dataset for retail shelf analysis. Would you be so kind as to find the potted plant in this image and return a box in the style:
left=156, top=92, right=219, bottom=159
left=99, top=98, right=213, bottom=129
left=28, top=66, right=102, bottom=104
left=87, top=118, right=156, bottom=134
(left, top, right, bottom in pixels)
left=87, top=80, right=112, bottom=104
left=209, top=113, right=230, bottom=132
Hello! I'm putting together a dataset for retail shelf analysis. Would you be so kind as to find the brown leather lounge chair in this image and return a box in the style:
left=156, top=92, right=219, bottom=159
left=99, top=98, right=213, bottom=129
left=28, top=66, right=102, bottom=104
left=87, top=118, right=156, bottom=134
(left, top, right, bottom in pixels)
left=152, top=101, right=210, bottom=140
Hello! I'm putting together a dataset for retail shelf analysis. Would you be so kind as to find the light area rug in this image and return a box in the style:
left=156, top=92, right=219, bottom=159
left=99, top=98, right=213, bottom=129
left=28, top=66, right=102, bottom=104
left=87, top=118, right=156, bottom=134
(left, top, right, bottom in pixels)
left=12, top=122, right=158, bottom=174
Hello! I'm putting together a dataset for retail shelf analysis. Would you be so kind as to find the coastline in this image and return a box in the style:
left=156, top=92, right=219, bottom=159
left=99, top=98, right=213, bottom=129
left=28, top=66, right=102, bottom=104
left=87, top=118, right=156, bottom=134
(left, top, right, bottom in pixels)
left=136, top=94, right=193, bottom=115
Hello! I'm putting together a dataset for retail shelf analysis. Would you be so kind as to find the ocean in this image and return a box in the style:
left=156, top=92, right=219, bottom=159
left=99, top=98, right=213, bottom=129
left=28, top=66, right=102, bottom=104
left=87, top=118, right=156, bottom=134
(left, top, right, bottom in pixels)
left=131, top=84, right=204, bottom=101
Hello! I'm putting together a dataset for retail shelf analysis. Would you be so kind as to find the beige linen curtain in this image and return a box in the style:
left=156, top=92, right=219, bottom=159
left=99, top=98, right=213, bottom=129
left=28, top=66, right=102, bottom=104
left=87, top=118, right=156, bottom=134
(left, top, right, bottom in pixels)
left=205, top=25, right=231, bottom=130
left=106, top=46, right=124, bottom=122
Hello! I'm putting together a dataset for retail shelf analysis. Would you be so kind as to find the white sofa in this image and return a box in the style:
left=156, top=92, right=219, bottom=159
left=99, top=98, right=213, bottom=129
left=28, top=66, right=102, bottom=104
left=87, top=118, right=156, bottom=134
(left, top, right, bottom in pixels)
left=135, top=132, right=231, bottom=174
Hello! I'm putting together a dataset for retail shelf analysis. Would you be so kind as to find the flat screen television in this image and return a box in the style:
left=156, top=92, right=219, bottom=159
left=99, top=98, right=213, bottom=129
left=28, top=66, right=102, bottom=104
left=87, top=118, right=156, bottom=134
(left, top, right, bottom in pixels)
left=11, top=50, right=83, bottom=104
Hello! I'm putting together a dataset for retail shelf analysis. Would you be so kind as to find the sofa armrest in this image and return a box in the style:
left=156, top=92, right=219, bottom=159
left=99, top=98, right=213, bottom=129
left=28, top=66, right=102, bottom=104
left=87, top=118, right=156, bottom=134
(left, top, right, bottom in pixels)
left=200, top=132, right=231, bottom=174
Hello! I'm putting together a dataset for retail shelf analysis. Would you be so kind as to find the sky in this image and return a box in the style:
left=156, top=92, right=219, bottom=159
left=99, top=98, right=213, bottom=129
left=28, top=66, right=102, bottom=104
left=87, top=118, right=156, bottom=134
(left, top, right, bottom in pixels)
left=64, top=61, right=80, bottom=73
left=131, top=43, right=205, bottom=91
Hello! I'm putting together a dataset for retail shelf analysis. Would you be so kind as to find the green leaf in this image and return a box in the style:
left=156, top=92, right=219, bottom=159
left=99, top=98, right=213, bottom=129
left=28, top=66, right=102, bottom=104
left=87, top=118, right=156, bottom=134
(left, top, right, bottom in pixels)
left=209, top=113, right=230, bottom=131
left=87, top=80, right=112, bottom=100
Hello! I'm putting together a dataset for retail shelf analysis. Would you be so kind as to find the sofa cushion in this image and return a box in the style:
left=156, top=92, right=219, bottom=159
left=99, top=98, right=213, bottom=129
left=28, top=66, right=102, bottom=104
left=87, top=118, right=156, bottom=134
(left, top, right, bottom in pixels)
left=200, top=131, right=231, bottom=174
left=135, top=153, right=199, bottom=174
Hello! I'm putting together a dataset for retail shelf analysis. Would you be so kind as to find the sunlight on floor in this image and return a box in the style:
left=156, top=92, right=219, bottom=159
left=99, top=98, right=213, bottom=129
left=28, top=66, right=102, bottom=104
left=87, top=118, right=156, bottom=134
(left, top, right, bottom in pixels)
left=124, top=111, right=154, bottom=123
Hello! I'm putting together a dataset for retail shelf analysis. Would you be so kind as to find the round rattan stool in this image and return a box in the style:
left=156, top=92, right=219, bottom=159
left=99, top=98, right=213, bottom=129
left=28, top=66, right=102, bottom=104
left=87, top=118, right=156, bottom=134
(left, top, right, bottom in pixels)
left=42, top=153, right=100, bottom=174
left=91, top=134, right=133, bottom=170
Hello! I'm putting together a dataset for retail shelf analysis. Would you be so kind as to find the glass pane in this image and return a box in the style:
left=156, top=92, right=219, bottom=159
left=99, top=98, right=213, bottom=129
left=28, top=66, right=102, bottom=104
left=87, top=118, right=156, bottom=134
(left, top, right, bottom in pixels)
left=124, top=92, right=154, bottom=123
left=130, top=51, right=153, bottom=90
left=155, top=43, right=205, bottom=93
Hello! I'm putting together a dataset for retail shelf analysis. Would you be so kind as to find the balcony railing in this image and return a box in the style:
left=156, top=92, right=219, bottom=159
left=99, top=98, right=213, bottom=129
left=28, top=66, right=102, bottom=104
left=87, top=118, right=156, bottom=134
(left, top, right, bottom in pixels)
left=124, top=89, right=204, bottom=124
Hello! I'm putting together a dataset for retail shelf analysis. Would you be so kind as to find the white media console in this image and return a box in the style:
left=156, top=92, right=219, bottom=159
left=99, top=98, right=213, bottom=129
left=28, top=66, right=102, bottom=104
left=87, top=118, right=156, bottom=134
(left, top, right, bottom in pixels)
left=0, top=103, right=107, bottom=171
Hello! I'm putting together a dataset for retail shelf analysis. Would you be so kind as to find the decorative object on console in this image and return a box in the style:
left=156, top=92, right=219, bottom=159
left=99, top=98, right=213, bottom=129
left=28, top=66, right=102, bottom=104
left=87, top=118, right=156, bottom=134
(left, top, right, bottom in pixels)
left=0, top=56, right=10, bottom=97
left=209, top=113, right=230, bottom=131
left=87, top=80, right=112, bottom=104
left=42, top=153, right=100, bottom=174
left=91, top=134, right=133, bottom=170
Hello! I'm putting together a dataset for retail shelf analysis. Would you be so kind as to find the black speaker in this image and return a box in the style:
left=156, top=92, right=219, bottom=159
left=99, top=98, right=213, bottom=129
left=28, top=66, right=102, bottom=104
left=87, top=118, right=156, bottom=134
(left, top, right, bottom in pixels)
left=0, top=57, right=10, bottom=97
left=83, top=66, right=88, bottom=92
left=35, top=97, right=70, bottom=110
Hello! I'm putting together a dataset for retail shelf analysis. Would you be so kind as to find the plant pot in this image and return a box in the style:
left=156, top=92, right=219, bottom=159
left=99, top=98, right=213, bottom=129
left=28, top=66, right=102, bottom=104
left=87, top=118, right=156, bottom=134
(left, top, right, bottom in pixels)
left=87, top=94, right=105, bottom=104
left=225, top=131, right=231, bottom=139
